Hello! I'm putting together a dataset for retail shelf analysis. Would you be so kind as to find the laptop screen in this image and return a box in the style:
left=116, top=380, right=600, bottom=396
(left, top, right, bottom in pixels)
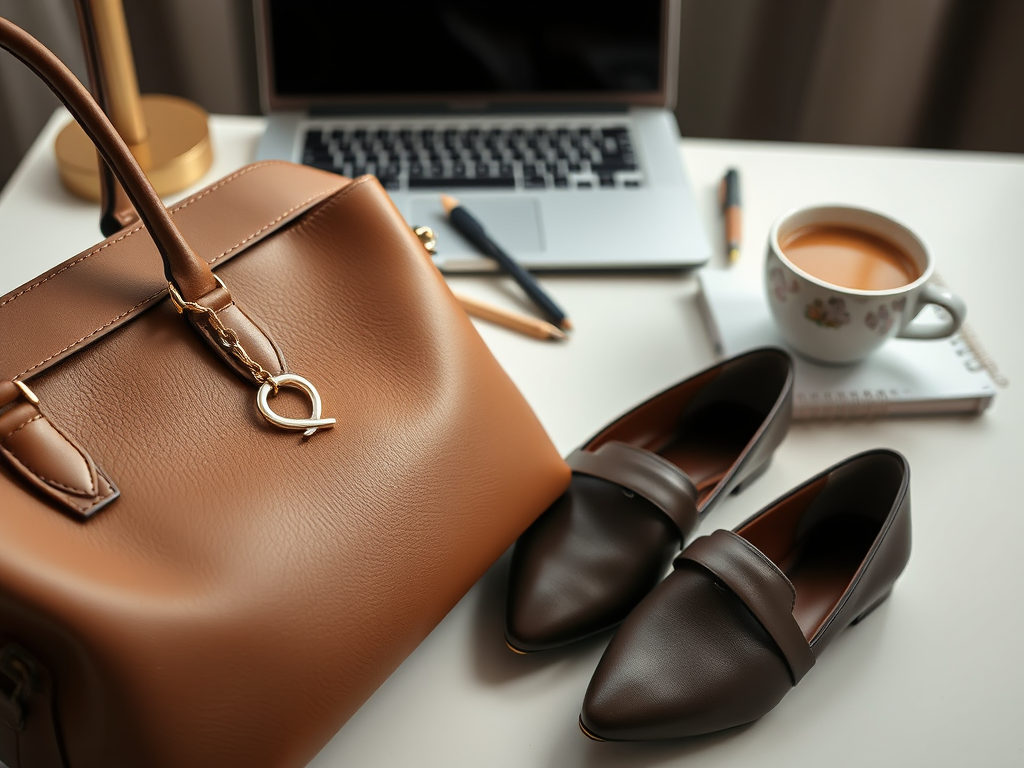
left=259, top=0, right=669, bottom=109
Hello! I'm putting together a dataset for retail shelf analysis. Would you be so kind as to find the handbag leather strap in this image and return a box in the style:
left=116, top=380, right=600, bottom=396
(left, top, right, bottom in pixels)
left=0, top=159, right=346, bottom=518
left=0, top=15, right=292, bottom=393
left=0, top=16, right=339, bottom=412
left=0, top=17, right=354, bottom=520
left=0, top=17, right=214, bottom=301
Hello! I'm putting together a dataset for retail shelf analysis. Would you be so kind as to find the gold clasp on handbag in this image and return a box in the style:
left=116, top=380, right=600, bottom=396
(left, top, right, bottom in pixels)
left=167, top=278, right=336, bottom=437
left=414, top=225, right=437, bottom=254
left=12, top=380, right=39, bottom=405
left=256, top=373, right=335, bottom=437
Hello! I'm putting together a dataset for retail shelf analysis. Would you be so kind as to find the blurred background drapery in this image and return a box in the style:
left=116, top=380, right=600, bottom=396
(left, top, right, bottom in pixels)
left=1, top=0, right=1022, bottom=190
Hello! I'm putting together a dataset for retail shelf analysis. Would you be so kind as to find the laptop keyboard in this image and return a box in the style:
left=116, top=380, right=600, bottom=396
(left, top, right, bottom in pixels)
left=300, top=124, right=643, bottom=191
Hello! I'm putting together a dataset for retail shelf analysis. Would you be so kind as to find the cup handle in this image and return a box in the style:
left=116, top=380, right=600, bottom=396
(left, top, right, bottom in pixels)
left=897, top=283, right=966, bottom=340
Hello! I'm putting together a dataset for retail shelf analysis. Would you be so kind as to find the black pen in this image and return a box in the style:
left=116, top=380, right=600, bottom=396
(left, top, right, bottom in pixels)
left=719, top=168, right=741, bottom=264
left=440, top=194, right=572, bottom=330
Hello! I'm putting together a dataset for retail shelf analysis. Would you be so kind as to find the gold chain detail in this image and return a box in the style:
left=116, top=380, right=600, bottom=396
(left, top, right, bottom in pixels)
left=167, top=280, right=278, bottom=393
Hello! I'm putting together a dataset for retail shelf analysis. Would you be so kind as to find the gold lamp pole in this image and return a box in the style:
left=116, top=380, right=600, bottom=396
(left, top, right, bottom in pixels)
left=55, top=0, right=213, bottom=201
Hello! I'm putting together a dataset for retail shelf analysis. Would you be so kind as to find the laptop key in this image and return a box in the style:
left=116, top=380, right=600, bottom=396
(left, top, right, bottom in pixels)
left=593, top=158, right=639, bottom=172
left=407, top=177, right=516, bottom=189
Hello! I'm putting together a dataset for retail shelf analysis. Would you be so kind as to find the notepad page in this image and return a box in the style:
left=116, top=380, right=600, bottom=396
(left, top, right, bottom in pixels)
left=696, top=269, right=997, bottom=419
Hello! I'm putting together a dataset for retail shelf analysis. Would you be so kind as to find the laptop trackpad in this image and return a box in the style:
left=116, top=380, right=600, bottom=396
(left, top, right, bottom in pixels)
left=408, top=197, right=544, bottom=260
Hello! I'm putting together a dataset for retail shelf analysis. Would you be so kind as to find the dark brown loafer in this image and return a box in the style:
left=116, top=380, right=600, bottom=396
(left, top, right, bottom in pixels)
left=579, top=448, right=911, bottom=741
left=505, top=347, right=794, bottom=653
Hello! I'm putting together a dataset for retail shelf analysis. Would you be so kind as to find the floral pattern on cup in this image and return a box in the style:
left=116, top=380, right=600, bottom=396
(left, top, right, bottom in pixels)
left=865, top=296, right=909, bottom=335
left=769, top=267, right=800, bottom=303
left=805, top=297, right=850, bottom=328
left=865, top=305, right=894, bottom=335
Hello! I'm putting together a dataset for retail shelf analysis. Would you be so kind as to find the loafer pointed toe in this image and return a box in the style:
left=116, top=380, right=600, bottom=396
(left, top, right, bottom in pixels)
left=581, top=543, right=796, bottom=739
left=506, top=473, right=681, bottom=652
left=580, top=449, right=912, bottom=741
left=506, top=348, right=795, bottom=653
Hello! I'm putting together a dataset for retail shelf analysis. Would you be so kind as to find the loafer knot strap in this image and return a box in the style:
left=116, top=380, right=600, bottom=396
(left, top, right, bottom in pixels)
left=568, top=441, right=699, bottom=538
left=677, top=530, right=816, bottom=685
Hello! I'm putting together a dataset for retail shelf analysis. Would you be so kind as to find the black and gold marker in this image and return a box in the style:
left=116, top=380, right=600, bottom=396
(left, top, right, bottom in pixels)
left=719, top=168, right=742, bottom=264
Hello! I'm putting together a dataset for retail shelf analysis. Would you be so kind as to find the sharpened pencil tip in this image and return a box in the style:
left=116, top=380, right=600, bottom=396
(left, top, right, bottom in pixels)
left=440, top=194, right=460, bottom=215
left=549, top=326, right=569, bottom=341
left=558, top=318, right=574, bottom=331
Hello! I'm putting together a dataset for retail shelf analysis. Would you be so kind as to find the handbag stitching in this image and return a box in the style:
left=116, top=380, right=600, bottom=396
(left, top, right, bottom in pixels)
left=9, top=182, right=344, bottom=380
left=276, top=176, right=375, bottom=237
left=1, top=226, right=144, bottom=309
left=0, top=444, right=104, bottom=511
left=1, top=413, right=43, bottom=441
left=206, top=187, right=348, bottom=266
left=0, top=418, right=105, bottom=500
left=170, top=161, right=288, bottom=213
left=0, top=162, right=286, bottom=309
left=13, top=289, right=165, bottom=380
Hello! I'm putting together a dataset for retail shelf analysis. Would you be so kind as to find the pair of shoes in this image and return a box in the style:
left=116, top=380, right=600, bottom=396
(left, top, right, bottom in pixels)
left=579, top=448, right=912, bottom=741
left=505, top=347, right=795, bottom=653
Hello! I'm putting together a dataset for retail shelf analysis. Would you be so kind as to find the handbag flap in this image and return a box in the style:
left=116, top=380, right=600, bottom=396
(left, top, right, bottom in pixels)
left=0, top=161, right=346, bottom=384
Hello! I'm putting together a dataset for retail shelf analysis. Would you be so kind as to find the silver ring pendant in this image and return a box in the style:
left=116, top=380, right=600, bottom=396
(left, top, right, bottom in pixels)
left=257, top=373, right=336, bottom=437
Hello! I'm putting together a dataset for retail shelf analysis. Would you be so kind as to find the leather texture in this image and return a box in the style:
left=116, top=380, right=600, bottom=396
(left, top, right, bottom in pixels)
left=0, top=397, right=118, bottom=519
left=0, top=161, right=345, bottom=384
left=0, top=17, right=570, bottom=768
left=566, top=442, right=699, bottom=537
left=677, top=530, right=815, bottom=684
left=505, top=347, right=794, bottom=652
left=580, top=449, right=912, bottom=741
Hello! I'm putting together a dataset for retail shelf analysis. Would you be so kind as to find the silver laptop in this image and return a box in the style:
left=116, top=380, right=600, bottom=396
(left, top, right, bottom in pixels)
left=253, top=0, right=710, bottom=272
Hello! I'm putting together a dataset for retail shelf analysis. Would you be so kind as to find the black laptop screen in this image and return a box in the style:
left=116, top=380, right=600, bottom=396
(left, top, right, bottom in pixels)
left=267, top=0, right=663, bottom=100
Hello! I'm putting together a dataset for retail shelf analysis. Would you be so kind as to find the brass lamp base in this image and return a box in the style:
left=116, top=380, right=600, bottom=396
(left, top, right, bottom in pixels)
left=55, top=94, right=213, bottom=201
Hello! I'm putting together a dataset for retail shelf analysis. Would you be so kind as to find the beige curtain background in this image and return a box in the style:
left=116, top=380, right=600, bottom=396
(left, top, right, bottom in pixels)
left=1, top=0, right=1022, bottom=190
left=675, top=0, right=1024, bottom=151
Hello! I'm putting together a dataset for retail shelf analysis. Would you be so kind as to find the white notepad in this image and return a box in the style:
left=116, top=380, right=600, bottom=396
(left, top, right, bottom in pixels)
left=696, top=269, right=998, bottom=419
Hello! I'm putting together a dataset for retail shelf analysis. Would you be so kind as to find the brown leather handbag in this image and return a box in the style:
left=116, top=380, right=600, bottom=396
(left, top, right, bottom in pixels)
left=0, top=18, right=569, bottom=768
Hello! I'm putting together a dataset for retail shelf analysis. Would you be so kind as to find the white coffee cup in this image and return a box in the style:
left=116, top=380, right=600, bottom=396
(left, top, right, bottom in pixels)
left=765, top=205, right=966, bottom=364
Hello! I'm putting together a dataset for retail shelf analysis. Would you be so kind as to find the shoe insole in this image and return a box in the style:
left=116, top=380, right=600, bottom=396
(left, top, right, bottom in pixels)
left=784, top=516, right=880, bottom=638
left=656, top=403, right=765, bottom=509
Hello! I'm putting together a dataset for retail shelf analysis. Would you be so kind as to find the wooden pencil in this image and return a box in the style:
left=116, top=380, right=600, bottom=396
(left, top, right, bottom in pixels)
left=454, top=292, right=568, bottom=341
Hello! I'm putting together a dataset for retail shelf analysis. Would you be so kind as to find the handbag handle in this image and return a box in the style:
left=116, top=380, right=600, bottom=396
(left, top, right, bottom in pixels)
left=0, top=15, right=214, bottom=301
left=0, top=16, right=336, bottom=437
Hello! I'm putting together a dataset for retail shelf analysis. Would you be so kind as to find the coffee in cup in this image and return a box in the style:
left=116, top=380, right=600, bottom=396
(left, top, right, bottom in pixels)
left=765, top=205, right=966, bottom=364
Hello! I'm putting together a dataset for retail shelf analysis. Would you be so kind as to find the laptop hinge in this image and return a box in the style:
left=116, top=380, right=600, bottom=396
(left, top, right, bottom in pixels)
left=309, top=102, right=630, bottom=117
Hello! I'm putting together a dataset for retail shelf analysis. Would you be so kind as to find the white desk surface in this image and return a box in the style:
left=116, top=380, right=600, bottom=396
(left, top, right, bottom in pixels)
left=2, top=113, right=1023, bottom=767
